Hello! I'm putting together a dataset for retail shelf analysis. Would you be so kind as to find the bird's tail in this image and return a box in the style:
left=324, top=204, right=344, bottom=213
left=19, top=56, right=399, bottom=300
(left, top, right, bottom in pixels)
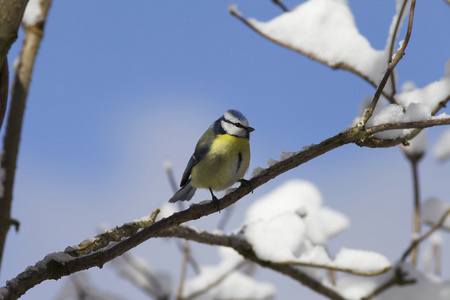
left=169, top=180, right=197, bottom=203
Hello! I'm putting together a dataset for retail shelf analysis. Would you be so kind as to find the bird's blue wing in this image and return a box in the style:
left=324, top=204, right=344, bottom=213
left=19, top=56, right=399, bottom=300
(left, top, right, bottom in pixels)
left=179, top=128, right=214, bottom=187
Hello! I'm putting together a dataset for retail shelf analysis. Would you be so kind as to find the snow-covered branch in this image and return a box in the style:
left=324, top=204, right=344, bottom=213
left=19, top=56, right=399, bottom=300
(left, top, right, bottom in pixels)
left=229, top=0, right=397, bottom=103
left=157, top=226, right=346, bottom=300
left=361, top=0, right=416, bottom=125
left=1, top=108, right=450, bottom=299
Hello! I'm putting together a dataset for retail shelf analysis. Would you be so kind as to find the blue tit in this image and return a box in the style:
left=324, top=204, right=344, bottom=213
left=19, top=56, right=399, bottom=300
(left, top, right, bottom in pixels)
left=169, top=109, right=254, bottom=210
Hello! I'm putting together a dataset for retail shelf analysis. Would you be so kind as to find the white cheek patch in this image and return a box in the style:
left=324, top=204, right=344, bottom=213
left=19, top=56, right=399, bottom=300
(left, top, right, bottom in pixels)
left=222, top=120, right=246, bottom=137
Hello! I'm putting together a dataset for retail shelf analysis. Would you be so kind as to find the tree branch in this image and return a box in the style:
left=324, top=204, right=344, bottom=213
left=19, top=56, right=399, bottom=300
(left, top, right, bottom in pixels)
left=159, top=226, right=346, bottom=300
left=387, top=0, right=409, bottom=98
left=2, top=113, right=450, bottom=299
left=271, top=0, right=289, bottom=12
left=0, top=0, right=53, bottom=272
left=0, top=0, right=29, bottom=71
left=361, top=0, right=416, bottom=126
left=229, top=6, right=396, bottom=104
left=401, top=207, right=450, bottom=262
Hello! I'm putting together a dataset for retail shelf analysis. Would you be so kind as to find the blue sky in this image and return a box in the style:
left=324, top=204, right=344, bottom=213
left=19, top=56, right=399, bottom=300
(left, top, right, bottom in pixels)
left=2, top=1, right=450, bottom=299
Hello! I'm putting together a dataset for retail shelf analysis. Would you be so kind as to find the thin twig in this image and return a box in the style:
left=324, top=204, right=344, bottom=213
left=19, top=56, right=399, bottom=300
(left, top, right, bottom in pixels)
left=361, top=0, right=416, bottom=126
left=401, top=207, right=450, bottom=262
left=387, top=0, right=409, bottom=97
left=176, top=240, right=190, bottom=300
left=361, top=267, right=415, bottom=300
left=272, top=0, right=289, bottom=12
left=400, top=144, right=424, bottom=266
left=115, top=252, right=170, bottom=299
left=431, top=94, right=450, bottom=116
left=165, top=158, right=199, bottom=295
left=183, top=260, right=247, bottom=300
left=410, top=158, right=421, bottom=265
left=365, top=117, right=450, bottom=135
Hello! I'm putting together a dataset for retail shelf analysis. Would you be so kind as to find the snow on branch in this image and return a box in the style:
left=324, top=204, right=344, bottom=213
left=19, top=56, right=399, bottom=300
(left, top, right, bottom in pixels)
left=2, top=109, right=450, bottom=299
left=230, top=0, right=397, bottom=98
left=242, top=180, right=389, bottom=276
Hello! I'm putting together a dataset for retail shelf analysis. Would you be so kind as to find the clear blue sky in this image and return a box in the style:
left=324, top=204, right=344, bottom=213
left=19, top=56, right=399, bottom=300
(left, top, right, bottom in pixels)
left=2, top=1, right=450, bottom=299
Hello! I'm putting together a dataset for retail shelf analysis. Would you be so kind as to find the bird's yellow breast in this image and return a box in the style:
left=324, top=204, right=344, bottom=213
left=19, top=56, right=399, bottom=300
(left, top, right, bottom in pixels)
left=191, top=134, right=250, bottom=191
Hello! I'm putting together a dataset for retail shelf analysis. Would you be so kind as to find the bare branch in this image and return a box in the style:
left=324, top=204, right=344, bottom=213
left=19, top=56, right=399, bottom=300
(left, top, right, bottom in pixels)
left=401, top=207, right=450, bottom=262
left=175, top=240, right=189, bottom=300
left=272, top=0, right=289, bottom=12
left=0, top=0, right=53, bottom=272
left=365, top=117, right=450, bottom=135
left=0, top=57, right=8, bottom=130
left=361, top=267, right=416, bottom=300
left=387, top=0, right=409, bottom=97
left=361, top=0, right=416, bottom=126
left=431, top=94, right=450, bottom=116
left=0, top=0, right=29, bottom=70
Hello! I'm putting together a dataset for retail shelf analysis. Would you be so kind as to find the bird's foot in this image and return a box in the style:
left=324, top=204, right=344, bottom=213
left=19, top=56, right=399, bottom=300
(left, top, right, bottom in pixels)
left=212, top=195, right=221, bottom=213
left=209, top=188, right=221, bottom=213
left=239, top=179, right=254, bottom=194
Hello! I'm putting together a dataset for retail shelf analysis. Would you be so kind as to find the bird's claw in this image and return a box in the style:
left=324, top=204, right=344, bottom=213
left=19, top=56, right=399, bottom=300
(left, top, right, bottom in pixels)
left=239, top=179, right=254, bottom=194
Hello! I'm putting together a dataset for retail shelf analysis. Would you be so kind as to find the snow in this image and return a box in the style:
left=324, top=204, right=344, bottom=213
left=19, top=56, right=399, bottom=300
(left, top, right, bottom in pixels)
left=227, top=4, right=242, bottom=18
left=336, top=262, right=450, bottom=300
left=333, top=248, right=391, bottom=274
left=395, top=74, right=450, bottom=111
left=365, top=103, right=432, bottom=139
left=434, top=129, right=450, bottom=161
left=183, top=247, right=275, bottom=300
left=156, top=203, right=176, bottom=221
left=132, top=215, right=153, bottom=224
left=22, top=0, right=44, bottom=27
left=248, top=0, right=388, bottom=86
left=421, top=198, right=450, bottom=231
left=250, top=167, right=265, bottom=178
left=245, top=180, right=348, bottom=244
left=244, top=212, right=307, bottom=262
left=242, top=180, right=389, bottom=275
left=403, top=130, right=427, bottom=155
left=385, top=0, right=410, bottom=54
left=280, top=151, right=297, bottom=161
left=267, top=158, right=277, bottom=167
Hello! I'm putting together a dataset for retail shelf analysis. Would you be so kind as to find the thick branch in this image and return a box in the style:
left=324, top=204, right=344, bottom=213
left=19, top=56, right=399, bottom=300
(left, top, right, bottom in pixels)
left=1, top=115, right=450, bottom=299
left=0, top=0, right=29, bottom=70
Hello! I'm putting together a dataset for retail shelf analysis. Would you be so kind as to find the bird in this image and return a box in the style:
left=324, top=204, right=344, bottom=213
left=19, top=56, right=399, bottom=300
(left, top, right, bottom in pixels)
left=169, top=109, right=254, bottom=211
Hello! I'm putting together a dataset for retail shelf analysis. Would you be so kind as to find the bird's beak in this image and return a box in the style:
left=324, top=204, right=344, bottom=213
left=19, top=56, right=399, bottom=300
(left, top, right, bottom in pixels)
left=247, top=127, right=255, bottom=132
